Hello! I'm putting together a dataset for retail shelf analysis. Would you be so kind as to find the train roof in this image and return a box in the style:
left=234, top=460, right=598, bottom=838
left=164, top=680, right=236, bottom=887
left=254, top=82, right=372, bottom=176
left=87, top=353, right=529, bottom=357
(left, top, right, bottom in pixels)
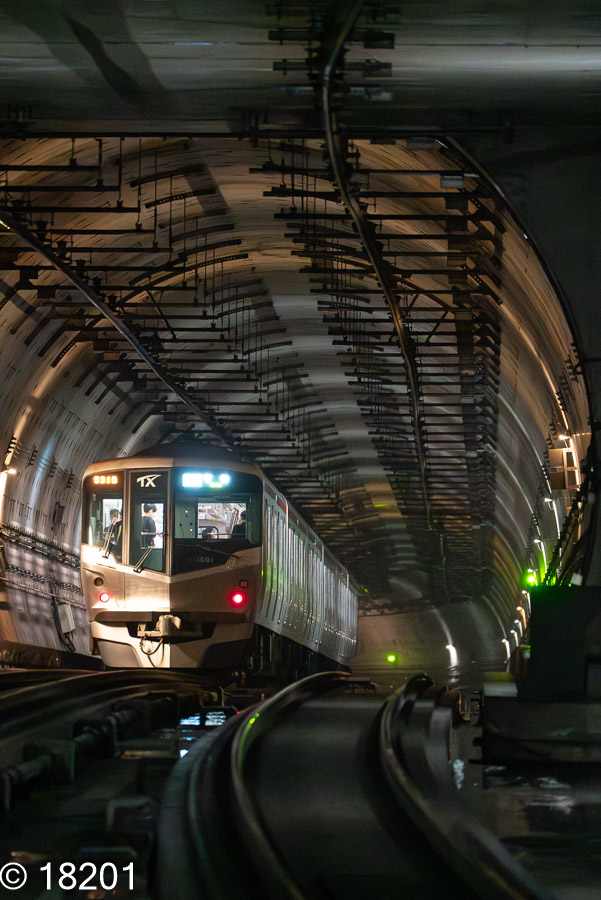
left=83, top=440, right=260, bottom=478
left=134, top=439, right=246, bottom=463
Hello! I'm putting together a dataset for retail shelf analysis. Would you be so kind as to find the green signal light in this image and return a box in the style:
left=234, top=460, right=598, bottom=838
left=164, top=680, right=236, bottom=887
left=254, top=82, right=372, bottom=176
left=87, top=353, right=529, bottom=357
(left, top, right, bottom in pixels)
left=522, top=569, right=538, bottom=588
left=387, top=654, right=396, bottom=664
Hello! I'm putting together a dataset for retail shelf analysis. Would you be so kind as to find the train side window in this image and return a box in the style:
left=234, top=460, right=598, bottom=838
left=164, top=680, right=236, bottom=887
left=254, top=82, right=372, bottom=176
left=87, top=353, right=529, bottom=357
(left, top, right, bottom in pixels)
left=129, top=470, right=168, bottom=573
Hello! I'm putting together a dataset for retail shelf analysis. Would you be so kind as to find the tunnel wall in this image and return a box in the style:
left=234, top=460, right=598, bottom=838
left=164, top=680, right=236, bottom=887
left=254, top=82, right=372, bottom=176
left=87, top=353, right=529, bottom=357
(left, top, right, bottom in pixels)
left=0, top=298, right=166, bottom=655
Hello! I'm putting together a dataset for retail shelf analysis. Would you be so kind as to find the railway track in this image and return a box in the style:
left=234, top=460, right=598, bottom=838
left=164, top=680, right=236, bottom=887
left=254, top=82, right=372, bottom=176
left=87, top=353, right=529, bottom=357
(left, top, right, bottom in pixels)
left=0, top=669, right=558, bottom=899
left=0, top=669, right=223, bottom=898
left=158, top=671, right=544, bottom=900
left=379, top=675, right=554, bottom=900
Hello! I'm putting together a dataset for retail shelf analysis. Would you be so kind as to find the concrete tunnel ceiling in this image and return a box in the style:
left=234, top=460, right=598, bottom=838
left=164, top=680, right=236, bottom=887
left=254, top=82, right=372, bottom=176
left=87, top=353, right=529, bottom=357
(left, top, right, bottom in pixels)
left=0, top=1, right=593, bottom=668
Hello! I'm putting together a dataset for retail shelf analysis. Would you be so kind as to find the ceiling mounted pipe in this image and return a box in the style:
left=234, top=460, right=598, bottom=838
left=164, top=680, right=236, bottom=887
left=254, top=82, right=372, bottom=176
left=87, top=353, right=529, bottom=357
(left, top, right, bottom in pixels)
left=318, top=3, right=432, bottom=530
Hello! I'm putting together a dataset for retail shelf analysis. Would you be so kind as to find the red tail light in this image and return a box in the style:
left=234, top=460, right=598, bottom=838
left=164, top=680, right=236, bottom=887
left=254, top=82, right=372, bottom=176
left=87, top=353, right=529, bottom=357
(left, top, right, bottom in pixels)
left=99, top=591, right=110, bottom=603
left=228, top=589, right=247, bottom=608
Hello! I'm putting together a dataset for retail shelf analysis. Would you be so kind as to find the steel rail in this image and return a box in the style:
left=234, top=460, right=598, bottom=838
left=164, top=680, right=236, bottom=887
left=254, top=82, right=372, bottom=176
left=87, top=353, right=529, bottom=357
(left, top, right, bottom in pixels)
left=159, top=670, right=349, bottom=899
left=0, top=669, right=94, bottom=695
left=0, top=667, right=209, bottom=736
left=157, top=711, right=249, bottom=900
left=378, top=678, right=556, bottom=900
left=319, top=2, right=432, bottom=528
left=229, top=670, right=349, bottom=900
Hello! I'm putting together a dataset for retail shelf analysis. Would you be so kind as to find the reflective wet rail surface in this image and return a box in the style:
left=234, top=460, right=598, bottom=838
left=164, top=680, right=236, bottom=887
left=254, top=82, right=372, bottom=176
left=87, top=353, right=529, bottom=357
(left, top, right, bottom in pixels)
left=2, top=669, right=600, bottom=898
left=239, top=677, right=478, bottom=899
left=159, top=672, right=529, bottom=899
left=159, top=670, right=601, bottom=900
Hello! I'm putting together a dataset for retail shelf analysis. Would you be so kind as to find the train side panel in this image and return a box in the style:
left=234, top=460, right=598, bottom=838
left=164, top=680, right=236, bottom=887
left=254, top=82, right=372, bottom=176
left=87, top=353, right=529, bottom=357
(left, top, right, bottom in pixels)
left=256, top=485, right=358, bottom=665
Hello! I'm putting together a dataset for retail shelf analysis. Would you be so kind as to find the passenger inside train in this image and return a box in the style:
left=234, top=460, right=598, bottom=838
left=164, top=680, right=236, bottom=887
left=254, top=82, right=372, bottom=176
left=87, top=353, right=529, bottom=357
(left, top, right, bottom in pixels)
left=231, top=509, right=246, bottom=536
left=141, top=503, right=158, bottom=548
left=104, top=507, right=122, bottom=561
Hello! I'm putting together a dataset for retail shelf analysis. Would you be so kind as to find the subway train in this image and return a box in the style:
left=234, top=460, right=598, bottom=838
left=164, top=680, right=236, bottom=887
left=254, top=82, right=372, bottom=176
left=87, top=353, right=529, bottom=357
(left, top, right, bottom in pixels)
left=81, top=444, right=359, bottom=673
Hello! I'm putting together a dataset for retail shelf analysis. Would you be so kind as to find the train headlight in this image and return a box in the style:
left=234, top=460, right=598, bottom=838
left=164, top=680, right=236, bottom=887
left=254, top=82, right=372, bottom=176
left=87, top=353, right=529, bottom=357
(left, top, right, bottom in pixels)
left=182, top=471, right=231, bottom=489
left=99, top=591, right=110, bottom=603
left=228, top=589, right=247, bottom=608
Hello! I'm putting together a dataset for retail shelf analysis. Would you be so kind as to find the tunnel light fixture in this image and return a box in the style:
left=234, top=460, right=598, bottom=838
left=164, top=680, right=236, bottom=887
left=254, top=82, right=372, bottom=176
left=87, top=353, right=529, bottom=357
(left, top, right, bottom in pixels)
left=502, top=638, right=510, bottom=661
left=446, top=644, right=458, bottom=667
left=2, top=466, right=16, bottom=475
left=534, top=538, right=548, bottom=570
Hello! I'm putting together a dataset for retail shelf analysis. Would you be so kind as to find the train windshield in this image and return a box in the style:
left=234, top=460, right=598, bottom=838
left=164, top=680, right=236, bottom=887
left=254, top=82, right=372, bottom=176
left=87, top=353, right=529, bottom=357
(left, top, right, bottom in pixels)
left=82, top=474, right=124, bottom=562
left=129, top=469, right=168, bottom=573
left=173, top=468, right=262, bottom=573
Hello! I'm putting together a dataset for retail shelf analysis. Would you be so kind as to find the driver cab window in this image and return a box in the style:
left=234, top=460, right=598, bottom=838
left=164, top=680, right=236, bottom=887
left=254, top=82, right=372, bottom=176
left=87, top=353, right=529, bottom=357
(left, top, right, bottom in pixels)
left=197, top=501, right=247, bottom=539
left=172, top=469, right=262, bottom=574
left=83, top=475, right=123, bottom=561
left=129, top=470, right=167, bottom=572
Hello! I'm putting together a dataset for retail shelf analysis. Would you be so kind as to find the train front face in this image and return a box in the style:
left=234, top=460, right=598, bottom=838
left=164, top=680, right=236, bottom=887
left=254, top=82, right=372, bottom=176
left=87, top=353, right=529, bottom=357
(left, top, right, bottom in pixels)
left=81, top=458, right=263, bottom=668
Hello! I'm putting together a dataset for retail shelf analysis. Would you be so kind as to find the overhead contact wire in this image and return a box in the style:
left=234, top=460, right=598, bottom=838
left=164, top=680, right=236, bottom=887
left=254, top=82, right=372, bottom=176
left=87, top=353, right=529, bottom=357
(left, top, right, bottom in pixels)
left=0, top=208, right=234, bottom=449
